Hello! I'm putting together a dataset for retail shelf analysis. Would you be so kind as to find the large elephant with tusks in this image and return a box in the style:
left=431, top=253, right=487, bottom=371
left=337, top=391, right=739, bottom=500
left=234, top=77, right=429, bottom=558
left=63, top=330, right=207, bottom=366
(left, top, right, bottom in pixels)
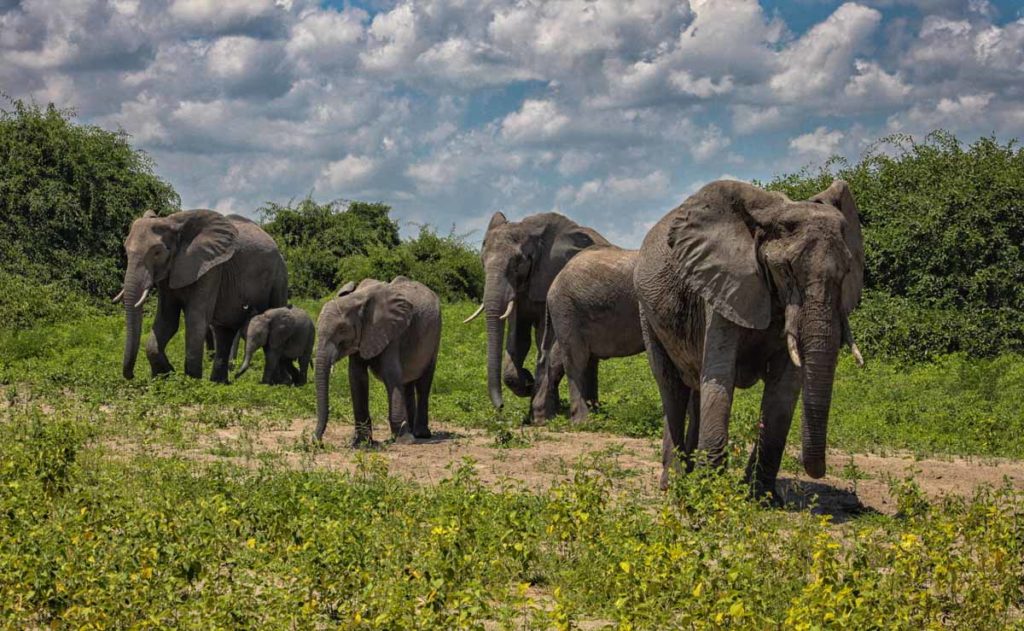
left=118, top=209, right=288, bottom=382
left=463, top=212, right=609, bottom=409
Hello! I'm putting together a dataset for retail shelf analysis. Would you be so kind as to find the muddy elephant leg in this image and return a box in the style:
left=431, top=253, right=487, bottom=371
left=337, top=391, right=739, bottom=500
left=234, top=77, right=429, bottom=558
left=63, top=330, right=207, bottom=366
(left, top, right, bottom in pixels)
left=146, top=298, right=180, bottom=376
left=413, top=358, right=435, bottom=439
left=697, top=312, right=740, bottom=470
left=349, top=358, right=374, bottom=447
left=640, top=311, right=692, bottom=490
left=502, top=311, right=535, bottom=397
left=211, top=326, right=236, bottom=383
left=745, top=353, right=801, bottom=503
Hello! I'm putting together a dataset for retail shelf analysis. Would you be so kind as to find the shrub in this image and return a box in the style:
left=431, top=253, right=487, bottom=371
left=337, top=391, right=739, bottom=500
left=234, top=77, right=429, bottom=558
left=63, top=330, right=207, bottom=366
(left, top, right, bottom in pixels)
left=0, top=98, right=179, bottom=296
left=765, top=131, right=1024, bottom=360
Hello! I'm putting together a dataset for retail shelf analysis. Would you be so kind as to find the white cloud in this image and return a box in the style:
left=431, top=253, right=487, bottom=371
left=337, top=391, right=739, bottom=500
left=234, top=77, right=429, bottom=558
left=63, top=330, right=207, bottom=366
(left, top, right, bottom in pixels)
left=317, top=155, right=379, bottom=191
left=500, top=100, right=570, bottom=143
left=789, top=127, right=845, bottom=159
left=692, top=125, right=732, bottom=162
left=731, top=105, right=784, bottom=135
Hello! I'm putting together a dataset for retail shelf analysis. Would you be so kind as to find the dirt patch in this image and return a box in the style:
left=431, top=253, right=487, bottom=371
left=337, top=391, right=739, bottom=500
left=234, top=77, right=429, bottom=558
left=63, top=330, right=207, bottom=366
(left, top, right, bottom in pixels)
left=105, top=418, right=1024, bottom=519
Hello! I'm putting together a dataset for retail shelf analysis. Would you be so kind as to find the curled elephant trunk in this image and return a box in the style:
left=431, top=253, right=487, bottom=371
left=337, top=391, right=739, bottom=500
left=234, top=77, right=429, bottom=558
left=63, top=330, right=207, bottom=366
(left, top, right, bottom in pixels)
left=799, top=305, right=841, bottom=479
left=314, top=343, right=337, bottom=440
left=121, top=267, right=152, bottom=380
left=235, top=343, right=256, bottom=378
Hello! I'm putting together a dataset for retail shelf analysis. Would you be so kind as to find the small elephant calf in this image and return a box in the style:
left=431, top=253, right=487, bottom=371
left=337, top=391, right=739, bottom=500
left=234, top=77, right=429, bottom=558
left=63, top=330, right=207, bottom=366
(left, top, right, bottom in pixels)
left=314, top=276, right=441, bottom=445
left=235, top=305, right=315, bottom=386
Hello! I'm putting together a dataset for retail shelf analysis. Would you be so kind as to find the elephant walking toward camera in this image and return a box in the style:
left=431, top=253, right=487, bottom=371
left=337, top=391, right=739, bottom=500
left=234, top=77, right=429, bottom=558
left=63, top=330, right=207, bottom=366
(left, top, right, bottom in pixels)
left=464, top=212, right=609, bottom=410
left=235, top=305, right=315, bottom=386
left=634, top=180, right=865, bottom=497
left=118, top=209, right=288, bottom=382
left=314, top=277, right=441, bottom=444
left=531, top=246, right=645, bottom=424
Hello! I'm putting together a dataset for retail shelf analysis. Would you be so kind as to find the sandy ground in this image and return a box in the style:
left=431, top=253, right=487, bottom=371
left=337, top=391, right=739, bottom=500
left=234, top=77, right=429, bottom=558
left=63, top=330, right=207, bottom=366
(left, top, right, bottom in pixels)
left=107, top=417, right=1024, bottom=521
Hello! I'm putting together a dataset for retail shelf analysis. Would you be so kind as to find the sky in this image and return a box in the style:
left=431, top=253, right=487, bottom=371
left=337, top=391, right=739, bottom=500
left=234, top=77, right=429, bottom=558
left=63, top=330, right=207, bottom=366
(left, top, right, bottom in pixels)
left=2, top=0, right=1024, bottom=247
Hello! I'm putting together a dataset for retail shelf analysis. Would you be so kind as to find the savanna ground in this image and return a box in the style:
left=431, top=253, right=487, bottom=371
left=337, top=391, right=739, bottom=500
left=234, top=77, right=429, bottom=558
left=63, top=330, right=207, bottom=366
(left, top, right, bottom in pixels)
left=2, top=299, right=1024, bottom=629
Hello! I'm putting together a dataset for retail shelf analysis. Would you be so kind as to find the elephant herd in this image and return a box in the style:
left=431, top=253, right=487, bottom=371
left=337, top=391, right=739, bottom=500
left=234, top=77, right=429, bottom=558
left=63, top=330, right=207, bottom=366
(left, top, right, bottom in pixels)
left=118, top=178, right=865, bottom=499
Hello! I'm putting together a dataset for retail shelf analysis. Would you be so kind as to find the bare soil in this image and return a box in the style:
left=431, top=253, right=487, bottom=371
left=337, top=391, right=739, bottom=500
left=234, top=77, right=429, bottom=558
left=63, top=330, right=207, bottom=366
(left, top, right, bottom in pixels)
left=106, top=417, right=1024, bottom=521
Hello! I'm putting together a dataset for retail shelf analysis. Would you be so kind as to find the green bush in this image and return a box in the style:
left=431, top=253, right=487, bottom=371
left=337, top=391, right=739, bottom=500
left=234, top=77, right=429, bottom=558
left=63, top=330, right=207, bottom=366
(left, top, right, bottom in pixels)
left=258, top=197, right=401, bottom=298
left=338, top=226, right=484, bottom=302
left=765, top=131, right=1024, bottom=360
left=0, top=270, right=101, bottom=330
left=0, top=98, right=179, bottom=296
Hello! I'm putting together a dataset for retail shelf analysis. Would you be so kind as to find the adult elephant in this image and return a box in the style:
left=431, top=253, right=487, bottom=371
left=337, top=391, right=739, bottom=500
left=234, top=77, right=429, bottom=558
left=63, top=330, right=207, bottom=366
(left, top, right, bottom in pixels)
left=118, top=209, right=288, bottom=382
left=634, top=180, right=864, bottom=497
left=463, top=212, right=609, bottom=409
left=531, top=246, right=645, bottom=424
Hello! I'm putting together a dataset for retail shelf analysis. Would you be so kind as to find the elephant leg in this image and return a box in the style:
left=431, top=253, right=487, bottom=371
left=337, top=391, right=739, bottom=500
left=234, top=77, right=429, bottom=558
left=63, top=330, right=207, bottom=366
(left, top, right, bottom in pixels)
left=205, top=328, right=216, bottom=359
left=183, top=307, right=211, bottom=380
left=502, top=313, right=535, bottom=397
left=261, top=348, right=281, bottom=385
left=582, top=356, right=599, bottom=408
left=531, top=336, right=563, bottom=425
left=146, top=299, right=180, bottom=376
left=349, top=358, right=374, bottom=447
left=403, top=383, right=417, bottom=435
left=745, top=353, right=800, bottom=503
left=413, top=359, right=435, bottom=439
left=297, top=352, right=311, bottom=387
left=562, top=343, right=591, bottom=425
left=229, top=330, right=242, bottom=367
left=386, top=380, right=414, bottom=444
left=697, top=312, right=740, bottom=470
left=211, top=326, right=236, bottom=383
left=641, top=315, right=692, bottom=490
left=286, top=358, right=305, bottom=386
left=683, top=391, right=701, bottom=472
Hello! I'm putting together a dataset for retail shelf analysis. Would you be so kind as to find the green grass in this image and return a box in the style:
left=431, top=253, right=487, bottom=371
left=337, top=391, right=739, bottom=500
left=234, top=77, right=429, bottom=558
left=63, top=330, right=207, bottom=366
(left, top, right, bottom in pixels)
left=2, top=300, right=1024, bottom=627
left=2, top=301, right=1023, bottom=460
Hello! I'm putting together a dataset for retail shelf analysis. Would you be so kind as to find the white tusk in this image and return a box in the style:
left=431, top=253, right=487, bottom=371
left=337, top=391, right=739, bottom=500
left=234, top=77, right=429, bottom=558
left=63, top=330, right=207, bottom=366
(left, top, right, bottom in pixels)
left=786, top=333, right=802, bottom=368
left=112, top=288, right=124, bottom=303
left=499, top=300, right=514, bottom=320
left=134, top=287, right=150, bottom=308
left=850, top=342, right=864, bottom=368
left=462, top=303, right=485, bottom=324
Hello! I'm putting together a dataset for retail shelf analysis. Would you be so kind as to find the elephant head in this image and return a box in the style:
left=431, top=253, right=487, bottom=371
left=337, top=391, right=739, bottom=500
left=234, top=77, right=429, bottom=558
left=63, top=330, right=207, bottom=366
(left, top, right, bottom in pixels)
left=234, top=310, right=269, bottom=379
left=669, top=179, right=864, bottom=479
left=313, top=279, right=413, bottom=440
left=465, top=212, right=607, bottom=409
left=118, top=209, right=238, bottom=379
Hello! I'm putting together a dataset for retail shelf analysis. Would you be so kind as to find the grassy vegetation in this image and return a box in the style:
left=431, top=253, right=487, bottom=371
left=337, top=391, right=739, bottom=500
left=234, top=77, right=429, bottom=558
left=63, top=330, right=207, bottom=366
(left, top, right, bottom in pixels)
left=2, top=299, right=1023, bottom=626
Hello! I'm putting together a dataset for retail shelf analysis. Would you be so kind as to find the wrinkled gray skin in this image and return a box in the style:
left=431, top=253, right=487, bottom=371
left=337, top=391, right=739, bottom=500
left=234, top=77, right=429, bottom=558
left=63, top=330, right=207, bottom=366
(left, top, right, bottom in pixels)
left=235, top=306, right=315, bottom=386
left=532, top=247, right=645, bottom=424
left=634, top=180, right=865, bottom=498
left=119, top=209, right=288, bottom=382
left=468, top=212, right=609, bottom=410
left=314, top=277, right=442, bottom=445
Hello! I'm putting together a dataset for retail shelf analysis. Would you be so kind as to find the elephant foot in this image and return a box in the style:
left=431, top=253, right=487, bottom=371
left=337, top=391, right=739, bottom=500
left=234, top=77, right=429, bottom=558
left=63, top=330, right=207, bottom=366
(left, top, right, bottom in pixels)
left=393, top=432, right=417, bottom=445
left=351, top=435, right=380, bottom=449
left=413, top=428, right=432, bottom=439
left=748, top=479, right=784, bottom=507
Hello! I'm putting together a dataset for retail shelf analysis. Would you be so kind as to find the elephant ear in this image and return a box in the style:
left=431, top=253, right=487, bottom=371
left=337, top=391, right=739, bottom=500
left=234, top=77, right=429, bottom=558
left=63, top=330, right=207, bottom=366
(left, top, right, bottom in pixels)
left=668, top=181, right=776, bottom=330
left=170, top=210, right=238, bottom=289
left=359, top=285, right=414, bottom=358
left=337, top=281, right=357, bottom=297
left=809, top=179, right=864, bottom=315
left=528, top=217, right=607, bottom=303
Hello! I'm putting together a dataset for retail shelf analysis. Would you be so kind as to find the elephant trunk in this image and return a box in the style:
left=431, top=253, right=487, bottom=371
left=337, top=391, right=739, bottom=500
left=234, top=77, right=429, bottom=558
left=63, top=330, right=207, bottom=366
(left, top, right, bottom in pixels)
left=235, top=343, right=256, bottom=378
left=314, top=342, right=337, bottom=440
left=121, top=265, right=152, bottom=380
left=483, top=269, right=512, bottom=409
left=798, top=300, right=841, bottom=479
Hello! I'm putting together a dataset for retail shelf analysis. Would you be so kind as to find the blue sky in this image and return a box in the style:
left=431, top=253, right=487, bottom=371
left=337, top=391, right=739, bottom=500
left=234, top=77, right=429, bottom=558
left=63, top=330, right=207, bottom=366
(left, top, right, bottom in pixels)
left=3, top=0, right=1023, bottom=246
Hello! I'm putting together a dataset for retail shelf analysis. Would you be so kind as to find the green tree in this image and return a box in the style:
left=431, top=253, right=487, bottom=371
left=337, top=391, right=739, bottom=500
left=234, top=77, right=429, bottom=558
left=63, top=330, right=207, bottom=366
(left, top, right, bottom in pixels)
left=764, top=131, right=1024, bottom=360
left=0, top=98, right=179, bottom=296
left=258, top=197, right=401, bottom=298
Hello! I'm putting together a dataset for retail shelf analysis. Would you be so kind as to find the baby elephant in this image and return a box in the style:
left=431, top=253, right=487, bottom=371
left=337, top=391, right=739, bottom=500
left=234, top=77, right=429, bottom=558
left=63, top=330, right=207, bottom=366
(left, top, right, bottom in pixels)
left=235, top=306, right=315, bottom=386
left=314, top=276, right=441, bottom=445
left=532, top=246, right=645, bottom=424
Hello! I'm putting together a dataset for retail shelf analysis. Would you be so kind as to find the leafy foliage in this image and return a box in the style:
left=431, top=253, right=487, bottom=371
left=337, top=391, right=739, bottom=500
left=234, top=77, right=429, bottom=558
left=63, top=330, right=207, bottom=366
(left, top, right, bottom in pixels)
left=258, top=197, right=401, bottom=299
left=765, top=131, right=1024, bottom=360
left=0, top=98, right=179, bottom=296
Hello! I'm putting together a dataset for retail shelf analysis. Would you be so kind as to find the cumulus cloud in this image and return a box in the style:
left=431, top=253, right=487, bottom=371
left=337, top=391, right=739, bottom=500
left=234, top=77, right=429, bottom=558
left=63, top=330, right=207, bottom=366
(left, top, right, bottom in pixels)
left=1, top=0, right=1021, bottom=244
